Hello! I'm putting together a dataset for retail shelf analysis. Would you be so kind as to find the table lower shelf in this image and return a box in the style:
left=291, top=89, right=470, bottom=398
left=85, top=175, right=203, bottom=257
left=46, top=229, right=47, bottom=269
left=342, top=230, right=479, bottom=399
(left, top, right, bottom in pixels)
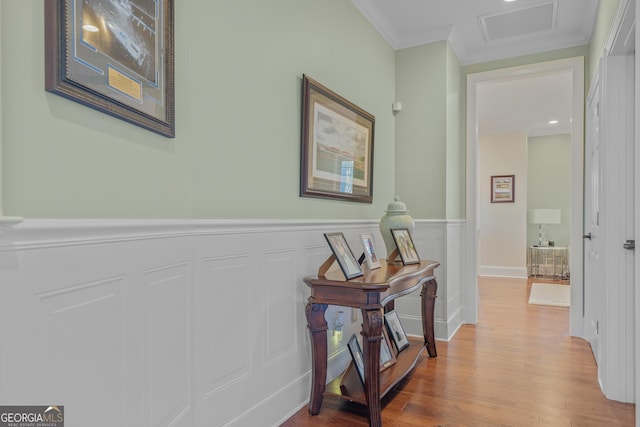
left=324, top=339, right=426, bottom=405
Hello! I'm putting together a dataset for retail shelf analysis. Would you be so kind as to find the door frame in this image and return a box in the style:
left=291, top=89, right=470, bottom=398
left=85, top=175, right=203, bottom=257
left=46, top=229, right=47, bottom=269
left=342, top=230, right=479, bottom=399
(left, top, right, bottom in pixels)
left=584, top=65, right=602, bottom=363
left=465, top=57, right=585, bottom=335
left=635, top=0, right=640, bottom=416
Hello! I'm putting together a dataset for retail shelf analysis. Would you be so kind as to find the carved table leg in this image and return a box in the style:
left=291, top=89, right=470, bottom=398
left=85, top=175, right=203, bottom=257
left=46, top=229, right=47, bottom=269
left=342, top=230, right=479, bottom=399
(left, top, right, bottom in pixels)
left=305, top=300, right=328, bottom=415
left=420, top=278, right=438, bottom=357
left=361, top=309, right=384, bottom=427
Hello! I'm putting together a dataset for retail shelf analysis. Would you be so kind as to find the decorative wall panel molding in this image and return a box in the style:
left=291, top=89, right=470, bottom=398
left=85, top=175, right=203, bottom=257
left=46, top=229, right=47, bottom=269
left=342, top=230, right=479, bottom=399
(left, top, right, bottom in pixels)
left=0, top=218, right=465, bottom=426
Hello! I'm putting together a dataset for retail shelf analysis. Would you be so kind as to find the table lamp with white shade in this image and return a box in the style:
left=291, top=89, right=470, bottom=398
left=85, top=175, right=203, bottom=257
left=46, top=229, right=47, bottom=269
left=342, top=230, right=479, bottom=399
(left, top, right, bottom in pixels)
left=528, top=209, right=561, bottom=246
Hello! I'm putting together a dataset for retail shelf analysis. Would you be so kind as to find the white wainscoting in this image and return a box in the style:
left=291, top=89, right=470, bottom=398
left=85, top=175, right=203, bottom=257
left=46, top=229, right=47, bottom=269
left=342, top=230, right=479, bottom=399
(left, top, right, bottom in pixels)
left=396, top=221, right=465, bottom=342
left=0, top=219, right=464, bottom=426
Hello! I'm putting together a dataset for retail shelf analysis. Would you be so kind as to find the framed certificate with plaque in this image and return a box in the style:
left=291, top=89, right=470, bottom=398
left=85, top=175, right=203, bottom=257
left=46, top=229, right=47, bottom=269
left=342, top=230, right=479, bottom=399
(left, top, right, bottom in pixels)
left=45, top=0, right=175, bottom=137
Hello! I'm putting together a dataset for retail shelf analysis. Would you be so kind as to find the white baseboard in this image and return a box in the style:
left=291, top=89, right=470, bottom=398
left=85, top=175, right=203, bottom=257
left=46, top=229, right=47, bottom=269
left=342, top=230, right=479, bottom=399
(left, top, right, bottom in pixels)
left=435, top=307, right=463, bottom=341
left=479, top=265, right=528, bottom=278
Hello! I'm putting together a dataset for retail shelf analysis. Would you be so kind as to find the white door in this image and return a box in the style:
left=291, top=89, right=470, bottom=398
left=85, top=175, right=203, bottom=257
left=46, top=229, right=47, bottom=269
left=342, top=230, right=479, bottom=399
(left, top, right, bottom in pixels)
left=599, top=53, right=635, bottom=402
left=585, top=52, right=635, bottom=403
left=584, top=0, right=636, bottom=404
left=584, top=69, right=602, bottom=364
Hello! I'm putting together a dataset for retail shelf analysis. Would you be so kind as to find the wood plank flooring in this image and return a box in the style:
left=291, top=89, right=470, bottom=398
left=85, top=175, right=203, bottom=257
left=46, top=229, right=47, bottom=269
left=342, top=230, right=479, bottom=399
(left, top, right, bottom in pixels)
left=281, top=276, right=635, bottom=426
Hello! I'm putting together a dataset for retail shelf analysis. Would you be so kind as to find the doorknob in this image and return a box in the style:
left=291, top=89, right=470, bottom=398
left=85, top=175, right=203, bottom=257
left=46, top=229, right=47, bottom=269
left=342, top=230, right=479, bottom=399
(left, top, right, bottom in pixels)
left=623, top=240, right=635, bottom=250
left=583, top=233, right=592, bottom=240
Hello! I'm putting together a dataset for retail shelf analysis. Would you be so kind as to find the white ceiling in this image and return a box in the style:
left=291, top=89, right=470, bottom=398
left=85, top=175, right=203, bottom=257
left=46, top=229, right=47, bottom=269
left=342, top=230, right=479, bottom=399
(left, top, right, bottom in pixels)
left=478, top=70, right=573, bottom=136
left=352, top=0, right=598, bottom=136
left=351, top=0, right=599, bottom=65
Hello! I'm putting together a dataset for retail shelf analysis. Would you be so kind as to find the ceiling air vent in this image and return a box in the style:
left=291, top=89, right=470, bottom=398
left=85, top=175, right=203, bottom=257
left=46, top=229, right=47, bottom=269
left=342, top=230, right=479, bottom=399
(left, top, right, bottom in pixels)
left=480, top=1, right=557, bottom=42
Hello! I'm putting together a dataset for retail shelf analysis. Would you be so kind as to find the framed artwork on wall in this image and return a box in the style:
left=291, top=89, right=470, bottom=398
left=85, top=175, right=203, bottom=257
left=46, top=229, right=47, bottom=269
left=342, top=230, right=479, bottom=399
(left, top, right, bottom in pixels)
left=491, top=175, right=515, bottom=203
left=300, top=75, right=375, bottom=203
left=44, top=0, right=175, bottom=137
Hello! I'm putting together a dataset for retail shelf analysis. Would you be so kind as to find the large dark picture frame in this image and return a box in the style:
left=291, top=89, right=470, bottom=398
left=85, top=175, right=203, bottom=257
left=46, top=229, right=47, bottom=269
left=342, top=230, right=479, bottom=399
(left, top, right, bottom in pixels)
left=44, top=0, right=175, bottom=137
left=301, top=75, right=375, bottom=203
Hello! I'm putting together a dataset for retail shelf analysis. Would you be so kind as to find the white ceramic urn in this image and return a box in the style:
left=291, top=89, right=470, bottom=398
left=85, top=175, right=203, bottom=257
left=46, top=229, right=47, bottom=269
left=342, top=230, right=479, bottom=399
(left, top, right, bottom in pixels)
left=379, top=196, right=415, bottom=257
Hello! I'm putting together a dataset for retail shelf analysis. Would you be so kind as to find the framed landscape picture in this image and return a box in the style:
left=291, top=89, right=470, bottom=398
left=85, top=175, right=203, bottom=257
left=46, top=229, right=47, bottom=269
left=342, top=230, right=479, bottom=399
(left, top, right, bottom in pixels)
left=45, top=0, right=175, bottom=137
left=300, top=75, right=375, bottom=203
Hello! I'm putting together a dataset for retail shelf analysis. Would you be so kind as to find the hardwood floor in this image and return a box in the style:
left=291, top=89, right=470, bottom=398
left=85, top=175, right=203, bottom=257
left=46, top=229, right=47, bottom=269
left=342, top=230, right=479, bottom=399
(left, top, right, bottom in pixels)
left=281, top=276, right=635, bottom=426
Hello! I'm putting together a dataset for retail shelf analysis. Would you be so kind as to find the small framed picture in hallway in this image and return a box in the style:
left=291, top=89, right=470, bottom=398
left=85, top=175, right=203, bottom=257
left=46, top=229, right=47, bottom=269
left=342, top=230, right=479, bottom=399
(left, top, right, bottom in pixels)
left=384, top=310, right=409, bottom=352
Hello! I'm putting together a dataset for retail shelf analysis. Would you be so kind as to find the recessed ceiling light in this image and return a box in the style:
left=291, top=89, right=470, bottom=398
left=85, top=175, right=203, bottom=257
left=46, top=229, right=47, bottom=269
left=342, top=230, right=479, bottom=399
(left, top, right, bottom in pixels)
left=504, top=0, right=518, bottom=2
left=549, top=120, right=559, bottom=124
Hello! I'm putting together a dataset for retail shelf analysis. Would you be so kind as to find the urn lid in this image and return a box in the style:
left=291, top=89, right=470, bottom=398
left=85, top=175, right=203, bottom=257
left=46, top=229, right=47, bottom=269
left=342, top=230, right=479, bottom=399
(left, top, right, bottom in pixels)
left=385, top=196, right=409, bottom=214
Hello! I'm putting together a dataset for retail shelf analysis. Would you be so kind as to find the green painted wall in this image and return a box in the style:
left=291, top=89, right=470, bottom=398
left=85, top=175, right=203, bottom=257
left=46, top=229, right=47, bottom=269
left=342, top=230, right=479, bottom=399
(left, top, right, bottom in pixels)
left=405, top=44, right=591, bottom=222
left=1, top=1, right=395, bottom=219
left=445, top=44, right=464, bottom=220
left=395, top=43, right=591, bottom=222
left=1, top=1, right=623, bottom=221
left=395, top=42, right=446, bottom=219
left=527, top=134, right=571, bottom=247
left=395, top=41, right=464, bottom=219
left=589, top=0, right=620, bottom=86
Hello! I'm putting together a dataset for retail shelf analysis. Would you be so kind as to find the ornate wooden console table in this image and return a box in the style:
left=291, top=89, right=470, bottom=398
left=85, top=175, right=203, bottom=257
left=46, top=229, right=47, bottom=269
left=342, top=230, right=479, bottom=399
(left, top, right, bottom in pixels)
left=304, top=259, right=440, bottom=427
